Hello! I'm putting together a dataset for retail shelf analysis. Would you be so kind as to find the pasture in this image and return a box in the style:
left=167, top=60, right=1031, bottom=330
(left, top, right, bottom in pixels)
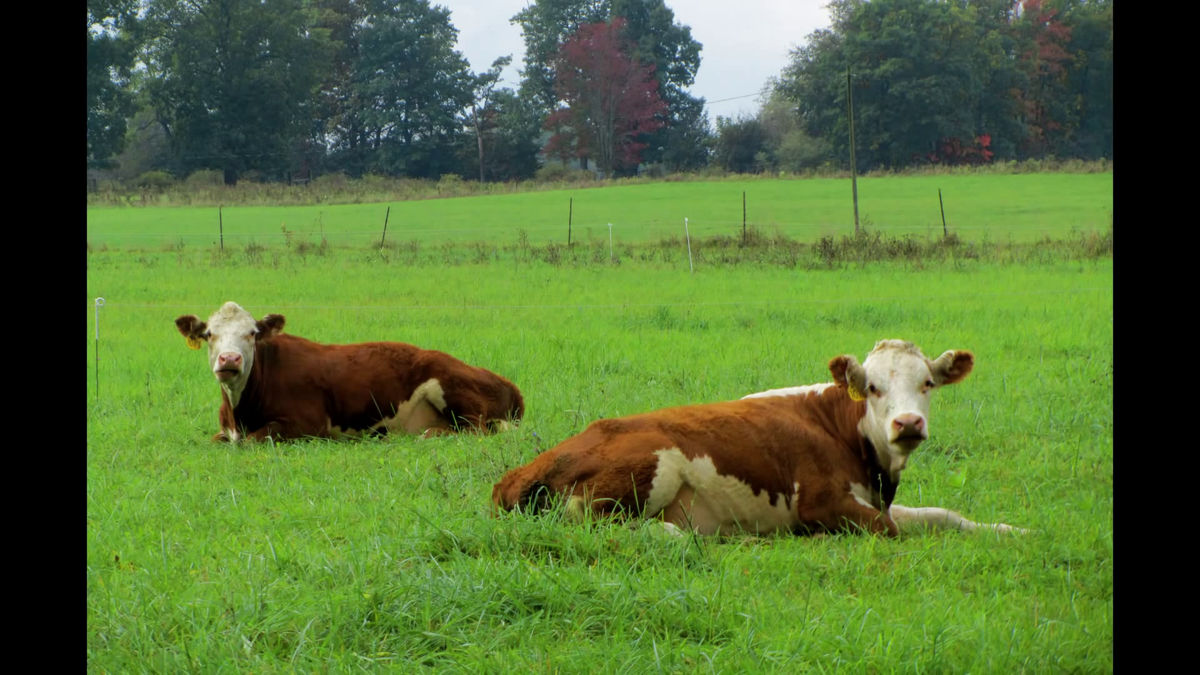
left=86, top=178, right=1112, bottom=671
left=85, top=172, right=1113, bottom=249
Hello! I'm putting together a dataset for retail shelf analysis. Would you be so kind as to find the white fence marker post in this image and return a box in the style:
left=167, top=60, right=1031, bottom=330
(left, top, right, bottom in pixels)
left=94, top=297, right=105, bottom=398
left=684, top=217, right=694, bottom=274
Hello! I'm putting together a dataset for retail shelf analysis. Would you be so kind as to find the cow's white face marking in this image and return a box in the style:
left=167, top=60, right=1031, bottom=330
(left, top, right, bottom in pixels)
left=859, top=343, right=936, bottom=466
left=741, top=382, right=835, bottom=400
left=836, top=340, right=974, bottom=481
left=203, top=302, right=262, bottom=408
left=647, top=448, right=798, bottom=535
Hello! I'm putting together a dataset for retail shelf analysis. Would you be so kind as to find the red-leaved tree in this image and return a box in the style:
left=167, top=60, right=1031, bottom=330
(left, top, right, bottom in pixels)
left=546, top=18, right=667, bottom=177
left=1014, top=0, right=1073, bottom=157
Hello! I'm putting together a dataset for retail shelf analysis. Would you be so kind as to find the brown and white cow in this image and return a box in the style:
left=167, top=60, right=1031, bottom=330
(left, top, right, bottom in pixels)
left=492, top=339, right=1023, bottom=536
left=175, top=301, right=524, bottom=442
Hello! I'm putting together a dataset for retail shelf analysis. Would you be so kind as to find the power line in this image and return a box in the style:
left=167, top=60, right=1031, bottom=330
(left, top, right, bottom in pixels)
left=705, top=92, right=762, bottom=104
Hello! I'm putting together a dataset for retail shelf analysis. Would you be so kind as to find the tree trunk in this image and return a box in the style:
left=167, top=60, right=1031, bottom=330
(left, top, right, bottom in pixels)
left=472, top=104, right=485, bottom=182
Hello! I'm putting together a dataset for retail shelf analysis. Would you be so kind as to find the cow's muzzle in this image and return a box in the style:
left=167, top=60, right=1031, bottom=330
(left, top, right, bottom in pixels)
left=214, top=353, right=243, bottom=381
left=890, top=414, right=928, bottom=448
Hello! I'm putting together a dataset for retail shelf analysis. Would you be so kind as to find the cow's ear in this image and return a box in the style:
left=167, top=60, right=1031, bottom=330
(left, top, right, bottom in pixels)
left=930, top=349, right=974, bottom=386
left=257, top=314, right=285, bottom=337
left=175, top=315, right=207, bottom=349
left=829, top=354, right=867, bottom=400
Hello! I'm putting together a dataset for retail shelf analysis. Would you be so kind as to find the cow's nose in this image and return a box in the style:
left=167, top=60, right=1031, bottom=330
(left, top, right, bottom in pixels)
left=892, top=414, right=926, bottom=437
left=218, top=353, right=242, bottom=369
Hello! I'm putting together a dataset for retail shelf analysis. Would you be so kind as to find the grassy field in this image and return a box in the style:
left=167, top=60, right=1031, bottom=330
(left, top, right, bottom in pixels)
left=86, top=216, right=1112, bottom=672
left=86, top=172, right=1112, bottom=249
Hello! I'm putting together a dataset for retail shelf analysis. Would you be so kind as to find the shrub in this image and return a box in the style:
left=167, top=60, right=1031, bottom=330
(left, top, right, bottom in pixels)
left=437, top=174, right=467, bottom=196
left=309, top=172, right=349, bottom=194
left=131, top=170, right=175, bottom=190
left=776, top=130, right=832, bottom=172
left=534, top=164, right=596, bottom=183
left=184, top=170, right=224, bottom=187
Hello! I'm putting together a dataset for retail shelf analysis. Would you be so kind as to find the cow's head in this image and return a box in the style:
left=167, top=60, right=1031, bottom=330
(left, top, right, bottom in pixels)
left=175, top=302, right=285, bottom=399
left=829, top=339, right=973, bottom=476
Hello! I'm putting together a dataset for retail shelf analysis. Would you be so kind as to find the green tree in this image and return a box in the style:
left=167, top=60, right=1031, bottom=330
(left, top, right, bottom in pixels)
left=460, top=89, right=543, bottom=182
left=1058, top=0, right=1112, bottom=159
left=141, top=0, right=333, bottom=184
left=610, top=0, right=708, bottom=171
left=328, top=0, right=474, bottom=178
left=779, top=0, right=1032, bottom=170
left=758, top=90, right=832, bottom=172
left=713, top=115, right=769, bottom=174
left=87, top=0, right=140, bottom=168
left=465, top=56, right=513, bottom=182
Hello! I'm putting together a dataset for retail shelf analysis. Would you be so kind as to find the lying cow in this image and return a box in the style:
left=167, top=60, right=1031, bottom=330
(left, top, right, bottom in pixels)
left=492, top=339, right=1023, bottom=536
left=175, top=301, right=524, bottom=442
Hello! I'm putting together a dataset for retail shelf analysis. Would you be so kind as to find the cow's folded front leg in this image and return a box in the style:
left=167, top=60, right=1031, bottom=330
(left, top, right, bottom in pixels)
left=245, top=419, right=325, bottom=442
left=831, top=500, right=901, bottom=537
left=890, top=503, right=1028, bottom=534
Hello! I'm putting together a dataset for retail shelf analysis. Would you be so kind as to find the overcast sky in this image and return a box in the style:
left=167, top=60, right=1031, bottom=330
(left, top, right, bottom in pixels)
left=438, top=1, right=832, bottom=123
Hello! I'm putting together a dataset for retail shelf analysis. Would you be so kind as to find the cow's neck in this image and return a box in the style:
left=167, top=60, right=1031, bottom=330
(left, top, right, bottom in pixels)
left=220, top=379, right=246, bottom=410
left=220, top=341, right=267, bottom=410
left=804, top=386, right=902, bottom=508
left=856, top=409, right=909, bottom=486
left=860, top=438, right=898, bottom=510
left=801, top=386, right=902, bottom=501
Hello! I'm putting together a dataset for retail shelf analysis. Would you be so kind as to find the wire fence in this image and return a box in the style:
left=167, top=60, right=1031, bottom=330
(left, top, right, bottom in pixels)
left=86, top=176, right=1113, bottom=251
left=87, top=218, right=1091, bottom=251
left=85, top=285, right=1112, bottom=315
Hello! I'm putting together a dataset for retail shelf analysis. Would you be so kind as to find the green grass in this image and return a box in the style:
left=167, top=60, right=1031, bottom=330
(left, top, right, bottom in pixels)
left=86, top=172, right=1113, bottom=249
left=87, top=232, right=1112, bottom=671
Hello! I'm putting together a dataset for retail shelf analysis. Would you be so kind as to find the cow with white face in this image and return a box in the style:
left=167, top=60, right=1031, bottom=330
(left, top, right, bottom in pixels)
left=493, top=339, right=1024, bottom=537
left=176, top=302, right=525, bottom=442
left=827, top=339, right=973, bottom=483
left=179, top=301, right=279, bottom=411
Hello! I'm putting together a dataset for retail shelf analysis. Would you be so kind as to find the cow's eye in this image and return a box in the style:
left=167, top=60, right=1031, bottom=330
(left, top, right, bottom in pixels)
left=867, top=383, right=878, bottom=395
left=925, top=380, right=935, bottom=389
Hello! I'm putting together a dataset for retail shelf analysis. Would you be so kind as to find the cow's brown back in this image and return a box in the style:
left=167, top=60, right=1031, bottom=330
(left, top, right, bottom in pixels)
left=225, top=334, right=522, bottom=439
left=492, top=388, right=872, bottom=520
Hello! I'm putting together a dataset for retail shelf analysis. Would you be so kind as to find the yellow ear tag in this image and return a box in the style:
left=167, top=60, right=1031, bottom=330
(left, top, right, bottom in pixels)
left=186, top=336, right=203, bottom=350
left=846, top=382, right=865, bottom=401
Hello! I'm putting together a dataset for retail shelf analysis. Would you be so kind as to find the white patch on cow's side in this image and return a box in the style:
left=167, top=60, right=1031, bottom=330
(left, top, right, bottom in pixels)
left=371, top=378, right=449, bottom=435
left=647, top=448, right=798, bottom=535
left=889, top=503, right=1028, bottom=534
left=848, top=482, right=878, bottom=510
left=741, top=382, right=835, bottom=400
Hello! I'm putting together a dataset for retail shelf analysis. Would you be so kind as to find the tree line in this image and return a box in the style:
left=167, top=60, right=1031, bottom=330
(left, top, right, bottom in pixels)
left=87, top=0, right=1112, bottom=187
